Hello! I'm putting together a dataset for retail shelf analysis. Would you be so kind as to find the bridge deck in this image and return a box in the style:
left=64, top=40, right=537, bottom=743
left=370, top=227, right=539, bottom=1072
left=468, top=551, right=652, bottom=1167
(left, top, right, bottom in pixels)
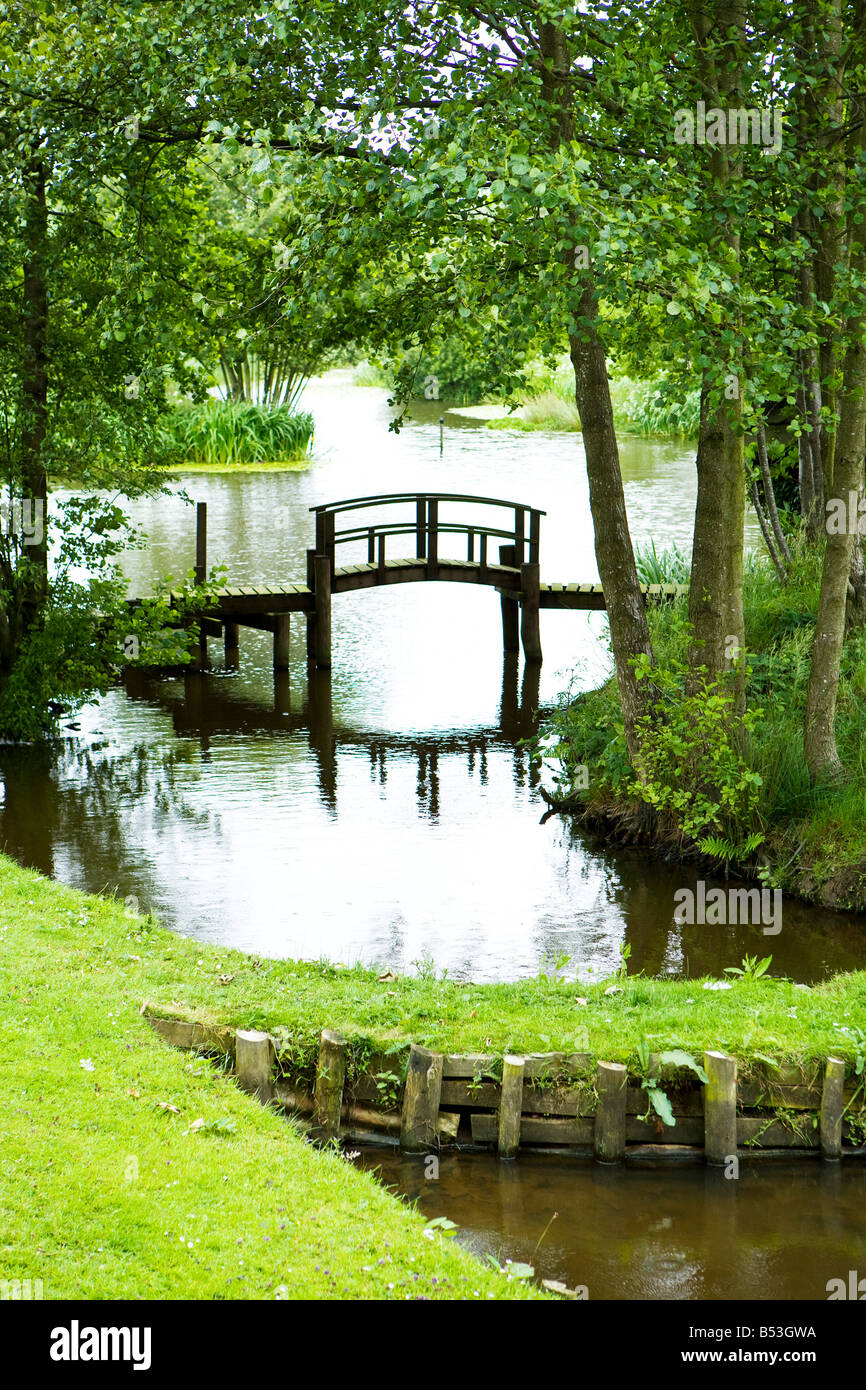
left=193, top=561, right=685, bottom=621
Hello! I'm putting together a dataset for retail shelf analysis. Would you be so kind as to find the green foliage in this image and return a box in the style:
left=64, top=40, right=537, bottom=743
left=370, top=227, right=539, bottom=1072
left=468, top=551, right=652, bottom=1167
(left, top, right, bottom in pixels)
left=610, top=378, right=701, bottom=438
left=724, top=954, right=774, bottom=983
left=634, top=1040, right=707, bottom=1129
left=630, top=654, right=765, bottom=845
left=160, top=399, right=314, bottom=467
left=633, top=540, right=690, bottom=586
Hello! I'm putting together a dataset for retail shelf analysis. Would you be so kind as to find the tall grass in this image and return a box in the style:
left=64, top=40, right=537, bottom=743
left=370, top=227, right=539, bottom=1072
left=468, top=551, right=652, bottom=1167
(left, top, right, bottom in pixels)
left=161, top=400, right=314, bottom=467
left=634, top=539, right=690, bottom=585
left=610, top=377, right=701, bottom=437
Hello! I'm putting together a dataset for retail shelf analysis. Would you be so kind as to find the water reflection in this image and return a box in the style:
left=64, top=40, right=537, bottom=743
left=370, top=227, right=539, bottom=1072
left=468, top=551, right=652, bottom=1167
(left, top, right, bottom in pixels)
left=122, top=654, right=541, bottom=822
left=358, top=1149, right=866, bottom=1300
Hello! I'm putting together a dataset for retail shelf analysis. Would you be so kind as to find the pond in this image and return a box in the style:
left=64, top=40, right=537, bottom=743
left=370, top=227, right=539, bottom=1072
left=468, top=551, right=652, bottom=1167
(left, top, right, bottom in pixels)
left=5, top=371, right=866, bottom=983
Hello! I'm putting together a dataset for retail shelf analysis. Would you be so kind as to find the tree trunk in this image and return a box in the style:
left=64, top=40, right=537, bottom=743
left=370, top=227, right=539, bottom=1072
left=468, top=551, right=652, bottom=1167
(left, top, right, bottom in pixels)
left=757, top=419, right=790, bottom=564
left=804, top=206, right=866, bottom=778
left=807, top=0, right=845, bottom=491
left=688, top=386, right=746, bottom=695
left=570, top=292, right=655, bottom=767
left=686, top=0, right=746, bottom=704
left=19, top=158, right=49, bottom=643
left=539, top=20, right=655, bottom=764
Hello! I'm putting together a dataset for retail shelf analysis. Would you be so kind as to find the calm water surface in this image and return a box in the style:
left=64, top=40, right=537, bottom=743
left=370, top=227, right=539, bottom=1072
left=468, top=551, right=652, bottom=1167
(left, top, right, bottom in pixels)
left=357, top=1149, right=866, bottom=1300
left=5, top=372, right=866, bottom=982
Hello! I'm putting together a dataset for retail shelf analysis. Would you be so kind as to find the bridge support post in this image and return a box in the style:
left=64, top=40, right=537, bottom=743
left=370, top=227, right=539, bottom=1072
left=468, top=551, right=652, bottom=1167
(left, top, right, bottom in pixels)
left=273, top=613, right=291, bottom=670
left=195, top=501, right=208, bottom=670
left=224, top=621, right=239, bottom=669
left=499, top=545, right=519, bottom=653
left=313, top=554, right=332, bottom=668
left=520, top=562, right=542, bottom=663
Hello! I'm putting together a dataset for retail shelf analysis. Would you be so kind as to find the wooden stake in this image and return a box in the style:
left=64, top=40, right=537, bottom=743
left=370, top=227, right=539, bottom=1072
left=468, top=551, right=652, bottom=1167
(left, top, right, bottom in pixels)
left=313, top=1029, right=347, bottom=1141
left=499, top=545, right=519, bottom=653
left=313, top=554, right=332, bottom=668
left=273, top=613, right=291, bottom=670
left=820, top=1056, right=846, bottom=1160
left=520, top=562, right=542, bottom=663
left=594, top=1061, right=627, bottom=1162
left=223, top=621, right=239, bottom=668
left=235, top=1029, right=274, bottom=1103
left=195, top=502, right=207, bottom=584
left=400, top=1044, right=443, bottom=1152
left=703, top=1051, right=737, bottom=1165
left=498, top=1055, right=525, bottom=1159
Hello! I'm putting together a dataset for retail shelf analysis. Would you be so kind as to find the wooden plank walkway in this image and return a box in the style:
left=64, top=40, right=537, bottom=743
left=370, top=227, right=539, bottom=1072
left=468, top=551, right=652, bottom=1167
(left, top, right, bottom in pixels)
left=204, top=566, right=684, bottom=616
left=167, top=496, right=688, bottom=672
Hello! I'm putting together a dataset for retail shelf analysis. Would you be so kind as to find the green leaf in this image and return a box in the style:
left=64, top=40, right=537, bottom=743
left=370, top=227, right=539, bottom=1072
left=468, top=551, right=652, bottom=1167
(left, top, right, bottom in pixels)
left=649, top=1087, right=676, bottom=1127
left=658, top=1050, right=709, bottom=1084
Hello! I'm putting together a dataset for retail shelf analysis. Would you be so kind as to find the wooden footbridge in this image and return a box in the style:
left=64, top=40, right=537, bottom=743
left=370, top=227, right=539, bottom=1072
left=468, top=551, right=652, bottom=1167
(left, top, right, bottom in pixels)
left=186, top=491, right=682, bottom=669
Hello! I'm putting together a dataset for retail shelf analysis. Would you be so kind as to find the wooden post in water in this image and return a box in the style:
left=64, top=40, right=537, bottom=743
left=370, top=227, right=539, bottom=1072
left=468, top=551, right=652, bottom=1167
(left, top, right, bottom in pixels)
left=313, top=1029, right=347, bottom=1141
left=273, top=613, right=291, bottom=670
left=223, top=620, right=239, bottom=669
left=400, top=1044, right=443, bottom=1152
left=820, top=1057, right=846, bottom=1160
left=194, top=501, right=208, bottom=669
left=703, top=1051, right=737, bottom=1165
left=498, top=1055, right=525, bottom=1159
left=520, top=562, right=542, bottom=663
left=195, top=502, right=207, bottom=584
left=313, top=554, right=332, bottom=668
left=594, top=1060, right=627, bottom=1162
left=235, top=1029, right=274, bottom=1103
left=499, top=545, right=519, bottom=653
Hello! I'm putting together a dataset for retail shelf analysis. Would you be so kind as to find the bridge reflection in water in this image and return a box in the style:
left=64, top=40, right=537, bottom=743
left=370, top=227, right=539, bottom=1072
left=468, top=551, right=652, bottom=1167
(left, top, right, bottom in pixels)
left=124, top=650, right=542, bottom=819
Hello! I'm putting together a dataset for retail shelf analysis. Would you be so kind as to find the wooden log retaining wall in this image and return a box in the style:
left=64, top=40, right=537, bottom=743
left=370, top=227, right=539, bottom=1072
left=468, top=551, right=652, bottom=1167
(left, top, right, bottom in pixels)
left=145, top=1015, right=866, bottom=1162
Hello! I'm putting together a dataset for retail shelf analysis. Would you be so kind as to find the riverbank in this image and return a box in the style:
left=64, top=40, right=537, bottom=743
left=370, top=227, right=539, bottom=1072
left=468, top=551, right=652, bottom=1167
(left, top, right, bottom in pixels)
left=156, top=458, right=313, bottom=474
left=535, top=545, right=866, bottom=915
left=0, top=857, right=533, bottom=1300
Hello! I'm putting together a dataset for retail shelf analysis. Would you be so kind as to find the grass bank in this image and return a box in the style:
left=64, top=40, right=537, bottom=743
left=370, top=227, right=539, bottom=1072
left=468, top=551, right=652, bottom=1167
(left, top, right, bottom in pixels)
left=0, top=857, right=533, bottom=1301
left=537, top=543, right=866, bottom=914
left=8, top=851, right=863, bottom=1299
left=353, top=355, right=698, bottom=439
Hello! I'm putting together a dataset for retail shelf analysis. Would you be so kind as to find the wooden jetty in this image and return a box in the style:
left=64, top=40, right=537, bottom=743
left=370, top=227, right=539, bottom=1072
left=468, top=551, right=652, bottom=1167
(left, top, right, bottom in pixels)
left=179, top=492, right=685, bottom=671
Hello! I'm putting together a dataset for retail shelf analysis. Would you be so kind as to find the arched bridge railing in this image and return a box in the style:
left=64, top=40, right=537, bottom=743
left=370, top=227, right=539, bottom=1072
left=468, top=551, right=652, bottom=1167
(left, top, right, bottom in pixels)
left=310, top=492, right=544, bottom=578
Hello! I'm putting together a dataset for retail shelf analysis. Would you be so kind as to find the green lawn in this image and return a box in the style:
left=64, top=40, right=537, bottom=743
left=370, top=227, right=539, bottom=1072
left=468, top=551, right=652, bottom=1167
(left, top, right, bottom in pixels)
left=3, top=852, right=864, bottom=1301
left=0, top=857, right=534, bottom=1301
